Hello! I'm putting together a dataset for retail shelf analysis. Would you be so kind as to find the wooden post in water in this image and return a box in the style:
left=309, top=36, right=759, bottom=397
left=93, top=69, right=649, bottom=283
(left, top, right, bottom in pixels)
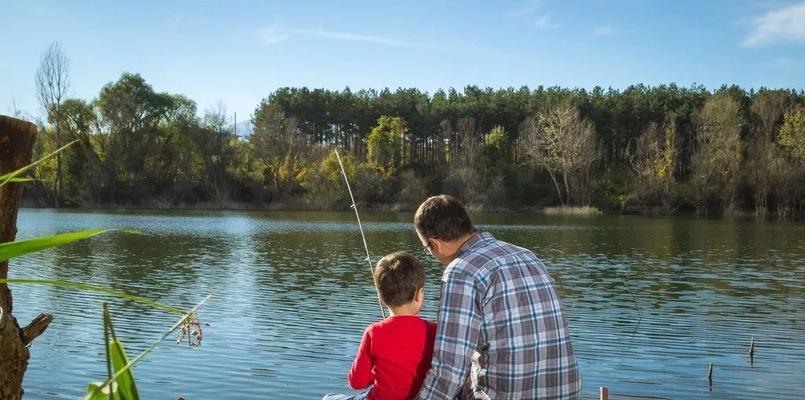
left=599, top=386, right=608, bottom=400
left=0, top=115, right=53, bottom=399
left=749, top=336, right=755, bottom=365
left=707, top=362, right=714, bottom=389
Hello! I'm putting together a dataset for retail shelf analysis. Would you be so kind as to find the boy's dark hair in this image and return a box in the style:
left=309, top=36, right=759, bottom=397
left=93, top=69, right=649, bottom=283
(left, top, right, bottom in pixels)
left=414, top=195, right=475, bottom=241
left=374, top=251, right=426, bottom=307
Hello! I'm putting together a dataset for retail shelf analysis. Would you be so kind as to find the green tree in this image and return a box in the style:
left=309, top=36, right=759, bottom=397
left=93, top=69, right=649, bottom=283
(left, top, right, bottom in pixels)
left=779, top=106, right=805, bottom=159
left=250, top=102, right=308, bottom=199
left=300, top=150, right=354, bottom=209
left=484, top=125, right=509, bottom=166
left=95, top=73, right=203, bottom=205
left=60, top=98, right=101, bottom=204
left=367, top=116, right=407, bottom=171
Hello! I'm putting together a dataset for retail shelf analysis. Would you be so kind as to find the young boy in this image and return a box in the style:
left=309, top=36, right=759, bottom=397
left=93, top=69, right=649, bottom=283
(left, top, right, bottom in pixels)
left=323, top=251, right=437, bottom=400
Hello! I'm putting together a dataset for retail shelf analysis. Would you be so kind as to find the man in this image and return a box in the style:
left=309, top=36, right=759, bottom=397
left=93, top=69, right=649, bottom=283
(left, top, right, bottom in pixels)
left=414, top=195, right=581, bottom=399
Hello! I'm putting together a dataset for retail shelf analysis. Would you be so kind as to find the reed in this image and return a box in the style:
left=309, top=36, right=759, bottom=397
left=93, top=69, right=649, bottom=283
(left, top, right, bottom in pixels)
left=2, top=137, right=211, bottom=399
left=543, top=206, right=602, bottom=216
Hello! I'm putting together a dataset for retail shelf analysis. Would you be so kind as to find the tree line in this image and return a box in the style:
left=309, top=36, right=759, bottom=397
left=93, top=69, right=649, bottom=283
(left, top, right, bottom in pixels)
left=25, top=47, right=805, bottom=218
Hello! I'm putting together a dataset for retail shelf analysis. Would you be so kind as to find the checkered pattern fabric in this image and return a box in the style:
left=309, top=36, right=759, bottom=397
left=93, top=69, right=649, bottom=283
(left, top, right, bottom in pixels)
left=416, top=232, right=581, bottom=400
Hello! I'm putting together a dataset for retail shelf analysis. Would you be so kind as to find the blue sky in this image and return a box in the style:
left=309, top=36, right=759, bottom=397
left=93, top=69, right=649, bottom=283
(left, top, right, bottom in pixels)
left=2, top=0, right=804, bottom=121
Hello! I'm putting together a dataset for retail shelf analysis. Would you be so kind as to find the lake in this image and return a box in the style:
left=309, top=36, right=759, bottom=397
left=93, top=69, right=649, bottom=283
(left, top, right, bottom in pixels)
left=10, top=209, right=805, bottom=399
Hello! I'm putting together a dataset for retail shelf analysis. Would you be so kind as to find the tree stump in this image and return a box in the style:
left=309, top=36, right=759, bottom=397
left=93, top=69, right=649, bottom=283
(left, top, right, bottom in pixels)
left=0, top=115, right=53, bottom=400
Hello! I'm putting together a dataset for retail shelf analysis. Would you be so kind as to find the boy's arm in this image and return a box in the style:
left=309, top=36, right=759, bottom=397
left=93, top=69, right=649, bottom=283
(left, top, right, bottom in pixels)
left=347, top=326, right=375, bottom=389
left=415, top=272, right=481, bottom=400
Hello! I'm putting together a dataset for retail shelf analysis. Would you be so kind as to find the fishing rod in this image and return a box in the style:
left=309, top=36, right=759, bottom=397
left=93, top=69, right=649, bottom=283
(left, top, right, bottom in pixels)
left=334, top=150, right=387, bottom=320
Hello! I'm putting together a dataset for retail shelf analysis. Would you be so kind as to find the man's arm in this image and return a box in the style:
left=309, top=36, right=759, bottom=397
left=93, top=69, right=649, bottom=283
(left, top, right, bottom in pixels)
left=347, top=327, right=375, bottom=389
left=415, top=272, right=482, bottom=400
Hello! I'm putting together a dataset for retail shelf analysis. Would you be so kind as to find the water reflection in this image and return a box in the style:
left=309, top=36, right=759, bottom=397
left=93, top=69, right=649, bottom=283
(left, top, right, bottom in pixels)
left=9, top=209, right=805, bottom=399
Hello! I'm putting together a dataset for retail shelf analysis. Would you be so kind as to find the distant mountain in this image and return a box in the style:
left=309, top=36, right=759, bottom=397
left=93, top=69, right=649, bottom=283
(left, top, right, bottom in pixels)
left=229, top=119, right=253, bottom=138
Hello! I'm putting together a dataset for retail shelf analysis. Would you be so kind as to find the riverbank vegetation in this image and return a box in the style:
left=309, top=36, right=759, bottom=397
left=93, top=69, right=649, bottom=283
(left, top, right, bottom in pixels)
left=22, top=51, right=805, bottom=218
left=0, top=126, right=208, bottom=398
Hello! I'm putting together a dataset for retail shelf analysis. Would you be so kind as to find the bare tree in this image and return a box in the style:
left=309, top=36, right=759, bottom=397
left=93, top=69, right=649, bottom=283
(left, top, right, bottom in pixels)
left=442, top=117, right=490, bottom=207
left=521, top=103, right=597, bottom=206
left=456, top=117, right=483, bottom=168
left=34, top=42, right=71, bottom=204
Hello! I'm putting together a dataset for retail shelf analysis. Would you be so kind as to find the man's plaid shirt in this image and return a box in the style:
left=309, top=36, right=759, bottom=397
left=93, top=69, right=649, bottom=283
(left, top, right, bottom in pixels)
left=416, top=232, right=581, bottom=400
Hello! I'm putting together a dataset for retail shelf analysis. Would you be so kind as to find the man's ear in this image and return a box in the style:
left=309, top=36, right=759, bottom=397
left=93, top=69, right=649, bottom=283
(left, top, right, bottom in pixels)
left=430, top=238, right=447, bottom=254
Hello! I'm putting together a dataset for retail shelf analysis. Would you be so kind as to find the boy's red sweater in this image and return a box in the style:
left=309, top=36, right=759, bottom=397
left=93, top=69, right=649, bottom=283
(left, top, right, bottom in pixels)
left=348, top=315, right=437, bottom=400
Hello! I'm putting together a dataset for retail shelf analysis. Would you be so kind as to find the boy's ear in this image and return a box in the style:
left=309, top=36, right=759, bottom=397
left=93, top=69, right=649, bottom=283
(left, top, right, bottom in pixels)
left=416, top=287, right=425, bottom=302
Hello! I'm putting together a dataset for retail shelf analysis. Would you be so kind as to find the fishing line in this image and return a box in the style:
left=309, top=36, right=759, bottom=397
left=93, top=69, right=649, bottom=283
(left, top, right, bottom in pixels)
left=334, top=150, right=386, bottom=320
left=621, top=266, right=643, bottom=321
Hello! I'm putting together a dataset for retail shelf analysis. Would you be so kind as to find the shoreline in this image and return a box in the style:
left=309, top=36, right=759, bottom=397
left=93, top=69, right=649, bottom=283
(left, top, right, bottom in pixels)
left=19, top=200, right=606, bottom=214
left=19, top=201, right=802, bottom=221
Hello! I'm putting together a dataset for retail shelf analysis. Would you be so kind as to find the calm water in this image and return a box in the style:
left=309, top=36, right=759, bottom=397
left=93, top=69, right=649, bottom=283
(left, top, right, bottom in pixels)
left=10, top=209, right=805, bottom=399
